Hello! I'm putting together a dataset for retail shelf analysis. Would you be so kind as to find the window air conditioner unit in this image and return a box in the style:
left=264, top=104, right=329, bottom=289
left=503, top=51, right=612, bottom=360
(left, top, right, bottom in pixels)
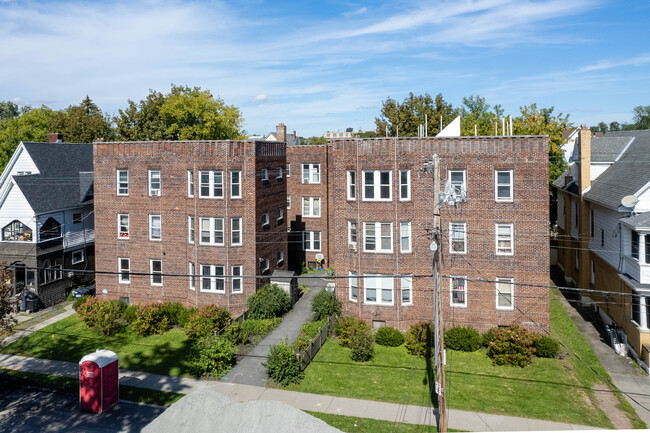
left=348, top=243, right=356, bottom=250
left=153, top=190, right=161, bottom=196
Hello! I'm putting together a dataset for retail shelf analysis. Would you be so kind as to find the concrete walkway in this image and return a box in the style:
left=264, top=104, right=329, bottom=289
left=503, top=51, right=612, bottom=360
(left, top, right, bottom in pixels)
left=1, top=303, right=76, bottom=347
left=225, top=273, right=328, bottom=386
left=0, top=353, right=598, bottom=431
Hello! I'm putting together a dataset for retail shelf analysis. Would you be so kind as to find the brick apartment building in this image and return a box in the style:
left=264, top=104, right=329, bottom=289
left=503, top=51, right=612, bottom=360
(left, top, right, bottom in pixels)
left=288, top=136, right=550, bottom=331
left=93, top=138, right=287, bottom=316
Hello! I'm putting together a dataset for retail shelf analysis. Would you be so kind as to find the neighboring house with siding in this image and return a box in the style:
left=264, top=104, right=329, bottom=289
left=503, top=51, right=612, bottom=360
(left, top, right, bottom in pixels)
left=0, top=135, right=95, bottom=307
left=554, top=127, right=650, bottom=367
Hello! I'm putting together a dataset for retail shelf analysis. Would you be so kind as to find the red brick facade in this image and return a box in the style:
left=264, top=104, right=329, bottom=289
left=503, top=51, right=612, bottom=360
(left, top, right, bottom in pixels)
left=93, top=140, right=287, bottom=316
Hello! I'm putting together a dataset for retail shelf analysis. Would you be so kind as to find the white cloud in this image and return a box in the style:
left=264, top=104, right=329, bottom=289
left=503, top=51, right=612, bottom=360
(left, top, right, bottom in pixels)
left=579, top=54, right=650, bottom=72
left=343, top=7, right=367, bottom=18
left=251, top=94, right=270, bottom=103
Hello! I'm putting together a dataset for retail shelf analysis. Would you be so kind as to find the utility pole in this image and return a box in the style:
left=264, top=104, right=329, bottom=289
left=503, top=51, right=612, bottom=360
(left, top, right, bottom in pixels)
left=425, top=154, right=447, bottom=432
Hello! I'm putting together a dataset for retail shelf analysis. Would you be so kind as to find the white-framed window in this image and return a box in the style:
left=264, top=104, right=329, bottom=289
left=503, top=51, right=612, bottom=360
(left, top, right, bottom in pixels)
left=189, top=262, right=195, bottom=290
left=188, top=170, right=194, bottom=197
left=71, top=249, right=84, bottom=265
left=349, top=271, right=358, bottom=302
left=201, top=264, right=225, bottom=292
left=118, top=213, right=129, bottom=239
left=303, top=231, right=321, bottom=251
left=231, top=217, right=242, bottom=246
left=401, top=276, right=412, bottom=305
left=199, top=170, right=224, bottom=198
left=400, top=222, right=412, bottom=253
left=148, top=170, right=161, bottom=196
left=260, top=258, right=270, bottom=273
left=449, top=222, right=466, bottom=254
left=450, top=276, right=467, bottom=307
left=118, top=258, right=130, bottom=283
left=364, top=274, right=393, bottom=305
left=348, top=221, right=357, bottom=250
left=449, top=170, right=466, bottom=196
left=495, top=223, right=513, bottom=255
left=399, top=169, right=411, bottom=201
left=200, top=217, right=224, bottom=245
left=496, top=277, right=514, bottom=310
left=302, top=163, right=320, bottom=184
left=287, top=195, right=291, bottom=209
left=261, top=168, right=268, bottom=181
left=277, top=208, right=283, bottom=221
left=286, top=163, right=291, bottom=177
left=188, top=216, right=195, bottom=244
left=262, top=213, right=269, bottom=227
left=149, top=214, right=161, bottom=241
left=150, top=259, right=163, bottom=285
left=231, top=170, right=241, bottom=198
left=117, top=170, right=129, bottom=195
left=276, top=166, right=283, bottom=179
left=363, top=222, right=393, bottom=253
left=302, top=197, right=321, bottom=217
left=232, top=265, right=242, bottom=293
left=347, top=171, right=356, bottom=200
left=277, top=250, right=284, bottom=265
left=495, top=170, right=513, bottom=202
left=363, top=170, right=391, bottom=201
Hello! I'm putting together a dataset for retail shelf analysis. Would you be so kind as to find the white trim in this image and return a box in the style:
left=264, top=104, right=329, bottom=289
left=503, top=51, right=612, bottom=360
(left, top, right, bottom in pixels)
left=230, top=170, right=242, bottom=199
left=148, top=170, right=161, bottom=196
left=362, top=170, right=392, bottom=201
left=449, top=169, right=466, bottom=196
left=302, top=163, right=320, bottom=184
left=346, top=170, right=356, bottom=200
left=400, top=221, right=412, bottom=253
left=232, top=265, right=243, bottom=293
left=347, top=220, right=357, bottom=250
left=496, top=277, right=514, bottom=310
left=449, top=222, right=466, bottom=254
left=303, top=231, right=321, bottom=251
left=450, top=275, right=467, bottom=307
left=188, top=216, right=194, bottom=244
left=199, top=170, right=224, bottom=199
left=231, top=217, right=242, bottom=246
left=149, top=214, right=161, bottom=241
left=401, top=275, right=413, bottom=306
left=276, top=166, right=283, bottom=179
left=116, top=169, right=129, bottom=196
left=363, top=274, right=394, bottom=306
left=187, top=170, right=194, bottom=197
left=150, top=259, right=163, bottom=286
left=199, top=217, right=225, bottom=245
left=302, top=196, right=321, bottom=217
left=495, top=223, right=514, bottom=255
left=71, top=249, right=84, bottom=265
left=261, top=168, right=269, bottom=181
left=262, top=213, right=269, bottom=227
left=399, top=169, right=411, bottom=201
left=118, top=257, right=130, bottom=284
left=495, top=169, right=513, bottom=202
left=117, top=213, right=129, bottom=239
left=200, top=264, right=225, bottom=293
left=363, top=222, right=393, bottom=253
left=189, top=262, right=195, bottom=290
left=349, top=271, right=358, bottom=302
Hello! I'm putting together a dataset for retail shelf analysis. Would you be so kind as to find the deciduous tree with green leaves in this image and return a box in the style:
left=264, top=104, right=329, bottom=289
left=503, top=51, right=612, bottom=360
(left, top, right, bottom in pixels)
left=375, top=92, right=457, bottom=137
left=49, top=96, right=113, bottom=143
left=0, top=101, right=19, bottom=120
left=0, top=106, right=55, bottom=171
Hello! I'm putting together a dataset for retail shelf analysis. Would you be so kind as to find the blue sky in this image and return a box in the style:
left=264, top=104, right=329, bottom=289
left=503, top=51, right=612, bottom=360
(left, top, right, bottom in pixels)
left=1, top=0, right=649, bottom=136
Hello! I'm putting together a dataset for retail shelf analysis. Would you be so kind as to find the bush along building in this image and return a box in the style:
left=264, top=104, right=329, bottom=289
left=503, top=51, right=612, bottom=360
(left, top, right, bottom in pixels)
left=0, top=133, right=95, bottom=307
left=554, top=127, right=650, bottom=368
left=288, top=135, right=550, bottom=332
left=93, top=135, right=287, bottom=317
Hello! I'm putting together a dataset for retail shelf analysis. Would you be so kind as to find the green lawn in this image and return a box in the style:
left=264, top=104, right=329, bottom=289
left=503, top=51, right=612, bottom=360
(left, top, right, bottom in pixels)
left=1, top=315, right=193, bottom=376
left=307, top=411, right=457, bottom=432
left=285, top=289, right=647, bottom=429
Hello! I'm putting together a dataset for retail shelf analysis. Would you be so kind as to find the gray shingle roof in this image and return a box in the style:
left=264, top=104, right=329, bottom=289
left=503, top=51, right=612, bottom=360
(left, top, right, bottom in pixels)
left=13, top=142, right=93, bottom=213
left=590, top=136, right=633, bottom=163
left=619, top=212, right=650, bottom=230
left=584, top=133, right=650, bottom=209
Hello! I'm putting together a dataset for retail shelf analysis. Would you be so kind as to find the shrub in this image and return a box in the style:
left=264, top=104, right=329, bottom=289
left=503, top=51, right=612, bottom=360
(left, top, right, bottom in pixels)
left=264, top=339, right=302, bottom=386
left=76, top=297, right=124, bottom=336
left=444, top=326, right=482, bottom=352
left=188, top=335, right=236, bottom=377
left=534, top=334, right=560, bottom=358
left=224, top=321, right=249, bottom=346
left=374, top=326, right=404, bottom=347
left=405, top=322, right=434, bottom=357
left=292, top=335, right=311, bottom=352
left=335, top=316, right=368, bottom=348
left=482, top=328, right=497, bottom=347
left=159, top=302, right=186, bottom=325
left=177, top=307, right=197, bottom=327
left=184, top=305, right=232, bottom=340
left=486, top=325, right=537, bottom=367
left=73, top=294, right=91, bottom=311
left=349, top=325, right=374, bottom=362
left=301, top=318, right=327, bottom=339
left=247, top=284, right=291, bottom=320
left=311, top=289, right=341, bottom=321
left=132, top=304, right=171, bottom=336
left=240, top=318, right=281, bottom=336
left=122, top=304, right=138, bottom=324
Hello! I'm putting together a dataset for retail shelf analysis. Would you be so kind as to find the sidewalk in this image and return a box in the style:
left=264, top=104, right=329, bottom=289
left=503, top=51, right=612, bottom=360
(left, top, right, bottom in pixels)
left=1, top=303, right=76, bottom=347
left=0, top=353, right=598, bottom=431
left=225, top=273, right=327, bottom=386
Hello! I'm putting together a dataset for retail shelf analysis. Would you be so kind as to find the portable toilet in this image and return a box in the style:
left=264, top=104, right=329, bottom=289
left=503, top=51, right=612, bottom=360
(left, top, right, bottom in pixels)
left=79, top=349, right=119, bottom=413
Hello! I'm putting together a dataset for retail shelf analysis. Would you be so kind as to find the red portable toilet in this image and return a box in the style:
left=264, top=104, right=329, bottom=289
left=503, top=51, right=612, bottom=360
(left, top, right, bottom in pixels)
left=79, top=349, right=119, bottom=413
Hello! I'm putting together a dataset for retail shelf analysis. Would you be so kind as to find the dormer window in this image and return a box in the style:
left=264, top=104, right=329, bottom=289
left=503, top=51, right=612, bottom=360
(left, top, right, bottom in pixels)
left=2, top=220, right=32, bottom=242
left=39, top=218, right=61, bottom=241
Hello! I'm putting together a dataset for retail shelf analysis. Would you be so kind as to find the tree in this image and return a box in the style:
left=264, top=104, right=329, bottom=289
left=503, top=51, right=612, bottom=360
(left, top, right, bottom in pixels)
left=0, top=266, right=17, bottom=335
left=589, top=121, right=608, bottom=134
left=49, top=96, right=113, bottom=143
left=0, top=106, right=55, bottom=171
left=355, top=130, right=377, bottom=138
left=375, top=92, right=457, bottom=137
left=513, top=104, right=573, bottom=182
left=115, top=85, right=245, bottom=141
left=609, top=121, right=621, bottom=132
left=632, top=105, right=650, bottom=130
left=0, top=101, right=19, bottom=120
left=302, top=136, right=327, bottom=145
left=460, top=95, right=500, bottom=136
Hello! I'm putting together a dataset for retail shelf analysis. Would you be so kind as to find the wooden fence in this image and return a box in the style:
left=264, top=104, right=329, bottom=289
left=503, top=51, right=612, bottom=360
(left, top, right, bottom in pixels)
left=296, top=315, right=336, bottom=371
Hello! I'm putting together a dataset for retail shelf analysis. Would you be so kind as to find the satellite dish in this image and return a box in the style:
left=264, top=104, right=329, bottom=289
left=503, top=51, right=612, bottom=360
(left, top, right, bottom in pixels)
left=315, top=253, right=324, bottom=260
left=621, top=195, right=639, bottom=209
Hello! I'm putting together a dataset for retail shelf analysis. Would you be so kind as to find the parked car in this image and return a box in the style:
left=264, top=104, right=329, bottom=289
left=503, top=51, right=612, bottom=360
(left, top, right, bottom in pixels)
left=72, top=285, right=96, bottom=298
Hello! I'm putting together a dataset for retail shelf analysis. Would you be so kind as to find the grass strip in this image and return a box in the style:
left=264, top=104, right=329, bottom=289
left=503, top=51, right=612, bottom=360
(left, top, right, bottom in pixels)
left=306, top=411, right=464, bottom=432
left=0, top=369, right=185, bottom=407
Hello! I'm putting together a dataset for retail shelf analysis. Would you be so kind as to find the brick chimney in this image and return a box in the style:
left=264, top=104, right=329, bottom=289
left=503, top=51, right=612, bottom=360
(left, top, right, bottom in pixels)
left=276, top=123, right=286, bottom=142
left=293, top=130, right=296, bottom=142
left=47, top=133, right=63, bottom=143
left=578, top=125, right=591, bottom=193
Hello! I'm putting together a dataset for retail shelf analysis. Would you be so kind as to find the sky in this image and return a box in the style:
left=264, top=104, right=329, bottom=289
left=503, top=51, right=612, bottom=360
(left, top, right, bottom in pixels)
left=0, top=0, right=649, bottom=136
